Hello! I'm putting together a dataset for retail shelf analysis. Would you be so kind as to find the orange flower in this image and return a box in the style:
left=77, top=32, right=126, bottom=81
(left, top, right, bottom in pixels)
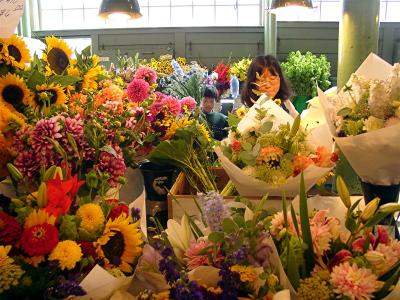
left=292, top=154, right=314, bottom=177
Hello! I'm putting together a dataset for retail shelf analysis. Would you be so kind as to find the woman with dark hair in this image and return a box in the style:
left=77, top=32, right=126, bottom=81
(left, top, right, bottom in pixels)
left=241, top=55, right=298, bottom=118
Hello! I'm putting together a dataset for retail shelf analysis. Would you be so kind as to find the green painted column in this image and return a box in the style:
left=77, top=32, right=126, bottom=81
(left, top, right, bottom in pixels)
left=335, top=0, right=380, bottom=194
left=264, top=0, right=277, bottom=56
left=337, top=0, right=380, bottom=89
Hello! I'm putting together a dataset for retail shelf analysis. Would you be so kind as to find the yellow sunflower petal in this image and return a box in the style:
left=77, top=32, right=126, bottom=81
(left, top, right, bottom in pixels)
left=1, top=35, right=30, bottom=69
left=25, top=209, right=56, bottom=228
left=0, top=73, right=35, bottom=112
left=43, top=36, right=73, bottom=75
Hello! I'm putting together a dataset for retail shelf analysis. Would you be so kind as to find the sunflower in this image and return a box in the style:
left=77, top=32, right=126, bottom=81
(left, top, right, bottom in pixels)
left=198, top=122, right=211, bottom=142
left=82, top=65, right=103, bottom=91
left=0, top=35, right=30, bottom=69
left=43, top=36, right=73, bottom=75
left=0, top=73, right=35, bottom=112
left=35, top=83, right=67, bottom=107
left=0, top=103, right=26, bottom=132
left=95, top=214, right=142, bottom=273
left=164, top=117, right=193, bottom=140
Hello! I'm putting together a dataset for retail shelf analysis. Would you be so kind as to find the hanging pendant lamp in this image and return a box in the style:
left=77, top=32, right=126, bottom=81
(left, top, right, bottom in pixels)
left=99, top=0, right=142, bottom=19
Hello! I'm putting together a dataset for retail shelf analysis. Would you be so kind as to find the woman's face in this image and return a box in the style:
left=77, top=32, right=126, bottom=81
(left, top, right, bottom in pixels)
left=254, top=67, right=280, bottom=99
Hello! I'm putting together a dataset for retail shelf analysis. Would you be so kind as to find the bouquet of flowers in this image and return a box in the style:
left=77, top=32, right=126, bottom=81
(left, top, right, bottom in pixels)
left=230, top=58, right=252, bottom=82
left=0, top=164, right=143, bottom=299
left=136, top=192, right=290, bottom=300
left=216, top=97, right=337, bottom=197
left=270, top=175, right=400, bottom=300
left=319, top=53, right=400, bottom=185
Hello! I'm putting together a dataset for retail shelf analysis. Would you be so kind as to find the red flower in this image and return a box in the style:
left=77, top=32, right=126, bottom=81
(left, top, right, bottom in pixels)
left=21, top=223, right=59, bottom=256
left=108, top=203, right=129, bottom=220
left=215, top=63, right=231, bottom=93
left=45, top=174, right=84, bottom=218
left=328, top=249, right=352, bottom=270
left=0, top=212, right=23, bottom=245
left=78, top=240, right=97, bottom=258
left=231, top=139, right=241, bottom=153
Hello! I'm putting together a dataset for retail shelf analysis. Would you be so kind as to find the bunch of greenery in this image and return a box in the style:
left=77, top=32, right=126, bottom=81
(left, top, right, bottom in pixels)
left=281, top=51, right=331, bottom=97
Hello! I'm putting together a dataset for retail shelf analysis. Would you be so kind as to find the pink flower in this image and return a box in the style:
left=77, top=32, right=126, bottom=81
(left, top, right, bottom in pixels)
left=163, top=96, right=181, bottom=116
left=184, top=240, right=223, bottom=270
left=96, top=145, right=126, bottom=187
left=310, top=210, right=340, bottom=256
left=352, top=226, right=390, bottom=253
left=127, top=78, right=150, bottom=103
left=331, top=262, right=383, bottom=300
left=31, top=117, right=62, bottom=155
left=180, top=96, right=197, bottom=113
left=270, top=211, right=300, bottom=238
left=134, top=66, right=157, bottom=85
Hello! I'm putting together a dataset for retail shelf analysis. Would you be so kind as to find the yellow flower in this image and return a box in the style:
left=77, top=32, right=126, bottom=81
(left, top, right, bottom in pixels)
left=207, top=286, right=223, bottom=295
left=48, top=240, right=83, bottom=270
left=67, top=65, right=81, bottom=77
left=92, top=54, right=100, bottom=65
left=0, top=73, right=35, bottom=112
left=0, top=245, right=24, bottom=293
left=154, top=290, right=170, bottom=300
left=95, top=214, right=142, bottom=273
left=230, top=265, right=258, bottom=283
left=0, top=35, right=30, bottom=69
left=176, top=57, right=187, bottom=66
left=198, top=123, right=211, bottom=142
left=164, top=117, right=193, bottom=140
left=43, top=36, right=73, bottom=75
left=274, top=98, right=282, bottom=106
left=317, top=171, right=334, bottom=186
left=0, top=102, right=25, bottom=132
left=76, top=203, right=105, bottom=233
left=82, top=65, right=103, bottom=91
left=35, top=83, right=67, bottom=107
left=236, top=106, right=248, bottom=118
left=24, top=209, right=56, bottom=228
left=24, top=255, right=44, bottom=267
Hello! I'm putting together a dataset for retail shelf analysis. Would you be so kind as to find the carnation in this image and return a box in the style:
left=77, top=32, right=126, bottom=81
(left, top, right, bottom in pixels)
left=330, top=262, right=383, bottom=300
left=127, top=78, right=150, bottom=103
left=184, top=240, right=223, bottom=270
left=134, top=66, right=157, bottom=85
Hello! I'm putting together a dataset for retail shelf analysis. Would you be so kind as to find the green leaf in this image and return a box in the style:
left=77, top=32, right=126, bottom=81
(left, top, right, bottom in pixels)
left=238, top=151, right=256, bottom=166
left=81, top=45, right=92, bottom=57
left=59, top=215, right=79, bottom=240
left=364, top=212, right=391, bottom=228
left=299, top=172, right=314, bottom=275
left=290, top=115, right=301, bottom=138
left=228, top=112, right=240, bottom=127
left=337, top=107, right=353, bottom=117
left=223, top=218, right=239, bottom=234
left=242, top=142, right=252, bottom=151
left=260, top=121, right=273, bottom=133
left=345, top=215, right=358, bottom=233
left=26, top=70, right=45, bottom=89
left=286, top=238, right=300, bottom=289
left=48, top=75, right=82, bottom=86
left=208, top=232, right=225, bottom=243
left=290, top=204, right=301, bottom=237
left=233, top=215, right=246, bottom=228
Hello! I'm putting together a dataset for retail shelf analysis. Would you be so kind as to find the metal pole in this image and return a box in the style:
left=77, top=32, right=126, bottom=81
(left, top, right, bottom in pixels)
left=337, top=0, right=380, bottom=89
left=264, top=0, right=277, bottom=56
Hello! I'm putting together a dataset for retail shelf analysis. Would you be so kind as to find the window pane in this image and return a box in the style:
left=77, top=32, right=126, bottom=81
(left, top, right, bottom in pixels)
left=238, top=0, right=259, bottom=4
left=64, top=38, right=92, bottom=53
left=171, top=6, right=192, bottom=26
left=386, top=2, right=400, bottom=21
left=62, top=0, right=83, bottom=9
left=138, top=0, right=149, bottom=6
left=83, top=9, right=106, bottom=28
left=149, top=6, right=171, bottom=26
left=171, top=0, right=192, bottom=5
left=40, top=0, right=62, bottom=9
left=148, top=0, right=170, bottom=6
left=193, top=0, right=215, bottom=4
left=238, top=5, right=259, bottom=26
left=193, top=5, right=214, bottom=25
left=320, top=2, right=340, bottom=21
left=380, top=2, right=387, bottom=21
left=83, top=0, right=102, bottom=9
left=216, top=0, right=236, bottom=4
left=216, top=5, right=237, bottom=25
left=40, top=10, right=63, bottom=30
left=128, top=7, right=149, bottom=27
left=63, top=9, right=84, bottom=29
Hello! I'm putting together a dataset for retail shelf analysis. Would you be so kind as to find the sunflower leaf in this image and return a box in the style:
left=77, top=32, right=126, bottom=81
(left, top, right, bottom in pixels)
left=48, top=75, right=82, bottom=86
left=26, top=70, right=45, bottom=89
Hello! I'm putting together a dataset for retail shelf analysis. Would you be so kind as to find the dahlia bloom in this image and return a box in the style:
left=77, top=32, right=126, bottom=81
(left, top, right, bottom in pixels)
left=184, top=240, right=223, bottom=270
left=31, top=117, right=62, bottom=155
left=310, top=210, right=340, bottom=256
left=180, top=96, right=197, bottom=113
left=134, top=66, right=157, bottom=85
left=331, top=262, right=383, bottom=300
left=162, top=96, right=181, bottom=116
left=127, top=78, right=150, bottom=103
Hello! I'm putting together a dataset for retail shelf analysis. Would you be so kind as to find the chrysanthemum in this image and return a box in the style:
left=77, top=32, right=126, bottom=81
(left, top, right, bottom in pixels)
left=257, top=146, right=284, bottom=166
left=0, top=73, right=35, bottom=113
left=49, top=240, right=83, bottom=270
left=95, top=214, right=142, bottom=273
left=0, top=245, right=25, bottom=293
left=134, top=66, right=157, bottom=85
left=1, top=35, right=30, bottom=69
left=0, top=212, right=22, bottom=245
left=43, top=36, right=73, bottom=75
left=35, top=83, right=67, bottom=107
left=127, top=78, right=150, bottom=103
left=330, top=262, right=383, bottom=300
left=180, top=96, right=197, bottom=113
left=76, top=203, right=105, bottom=233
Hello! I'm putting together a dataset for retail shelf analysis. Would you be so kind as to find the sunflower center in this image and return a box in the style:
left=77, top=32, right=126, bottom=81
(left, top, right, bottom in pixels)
left=2, top=84, right=25, bottom=112
left=47, top=48, right=69, bottom=74
left=32, top=226, right=46, bottom=239
left=102, top=231, right=124, bottom=266
left=7, top=45, right=22, bottom=62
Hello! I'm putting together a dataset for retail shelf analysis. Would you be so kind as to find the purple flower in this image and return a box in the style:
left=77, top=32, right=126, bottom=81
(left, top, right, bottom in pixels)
left=199, top=192, right=230, bottom=232
left=170, top=281, right=204, bottom=300
left=14, top=151, right=41, bottom=182
left=159, top=247, right=180, bottom=284
left=218, top=262, right=240, bottom=299
left=232, top=246, right=248, bottom=263
left=12, top=126, right=32, bottom=152
left=45, top=276, right=86, bottom=298
left=248, top=232, right=272, bottom=268
left=131, top=207, right=141, bottom=222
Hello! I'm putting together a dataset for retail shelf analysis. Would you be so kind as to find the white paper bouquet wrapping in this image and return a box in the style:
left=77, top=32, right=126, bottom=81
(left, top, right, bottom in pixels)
left=216, top=96, right=335, bottom=197
left=319, top=53, right=400, bottom=185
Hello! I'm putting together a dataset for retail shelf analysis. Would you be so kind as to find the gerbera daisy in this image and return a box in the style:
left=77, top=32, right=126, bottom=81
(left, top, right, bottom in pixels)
left=49, top=240, right=83, bottom=270
left=0, top=73, right=35, bottom=112
left=0, top=35, right=30, bottom=69
left=76, top=203, right=105, bottom=233
left=43, top=36, right=73, bottom=75
left=35, top=83, right=67, bottom=107
left=95, top=214, right=142, bottom=273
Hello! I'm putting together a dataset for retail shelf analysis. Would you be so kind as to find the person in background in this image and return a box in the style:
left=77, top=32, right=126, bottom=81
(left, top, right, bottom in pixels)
left=241, top=55, right=298, bottom=118
left=201, top=85, right=228, bottom=141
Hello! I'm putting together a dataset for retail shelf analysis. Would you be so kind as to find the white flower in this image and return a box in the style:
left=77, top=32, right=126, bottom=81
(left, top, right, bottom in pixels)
left=369, top=79, right=393, bottom=119
left=165, top=215, right=192, bottom=261
left=364, top=116, right=384, bottom=132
